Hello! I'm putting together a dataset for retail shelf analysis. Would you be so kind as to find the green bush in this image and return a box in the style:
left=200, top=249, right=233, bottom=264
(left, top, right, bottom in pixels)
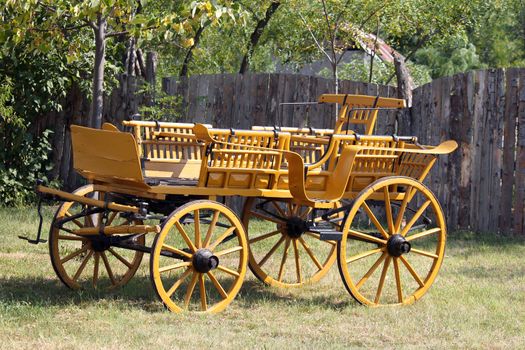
left=0, top=78, right=55, bottom=206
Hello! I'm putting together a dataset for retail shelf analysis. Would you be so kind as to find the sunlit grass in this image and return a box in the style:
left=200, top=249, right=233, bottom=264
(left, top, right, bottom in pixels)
left=0, top=206, right=524, bottom=349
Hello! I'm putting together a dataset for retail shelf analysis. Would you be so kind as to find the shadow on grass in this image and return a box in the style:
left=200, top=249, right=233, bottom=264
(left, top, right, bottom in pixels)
left=0, top=274, right=358, bottom=312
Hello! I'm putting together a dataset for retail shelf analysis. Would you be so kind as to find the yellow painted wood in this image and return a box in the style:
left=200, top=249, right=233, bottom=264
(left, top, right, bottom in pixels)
left=337, top=176, right=447, bottom=306
left=48, top=185, right=144, bottom=291
left=150, top=200, right=248, bottom=313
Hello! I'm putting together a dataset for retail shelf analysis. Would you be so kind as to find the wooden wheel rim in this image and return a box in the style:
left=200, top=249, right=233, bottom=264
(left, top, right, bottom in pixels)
left=337, top=176, right=446, bottom=306
left=49, top=184, right=145, bottom=290
left=150, top=200, right=248, bottom=313
left=242, top=197, right=338, bottom=288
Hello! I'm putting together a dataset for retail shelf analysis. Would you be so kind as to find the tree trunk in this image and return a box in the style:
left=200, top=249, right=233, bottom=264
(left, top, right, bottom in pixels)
left=239, top=1, right=281, bottom=74
left=90, top=15, right=107, bottom=129
left=393, top=52, right=415, bottom=107
left=180, top=23, right=209, bottom=77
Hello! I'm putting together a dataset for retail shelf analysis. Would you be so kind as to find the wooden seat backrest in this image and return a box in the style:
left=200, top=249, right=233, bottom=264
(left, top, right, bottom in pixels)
left=71, top=125, right=148, bottom=189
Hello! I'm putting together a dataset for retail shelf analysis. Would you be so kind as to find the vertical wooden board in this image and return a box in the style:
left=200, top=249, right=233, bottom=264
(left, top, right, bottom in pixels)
left=305, top=75, right=318, bottom=126
left=470, top=70, right=486, bottom=231
left=407, top=85, right=422, bottom=136
left=218, top=74, right=235, bottom=128
left=210, top=73, right=223, bottom=126
left=253, top=74, right=270, bottom=126
left=514, top=69, right=525, bottom=235
left=293, top=75, right=311, bottom=127
left=500, top=68, right=519, bottom=233
left=282, top=74, right=298, bottom=126
left=231, top=74, right=245, bottom=128
left=204, top=74, right=217, bottom=124
left=195, top=75, right=210, bottom=123
left=266, top=73, right=281, bottom=126
left=175, top=76, right=190, bottom=122
left=489, top=69, right=506, bottom=232
left=479, top=69, right=498, bottom=232
left=457, top=72, right=475, bottom=229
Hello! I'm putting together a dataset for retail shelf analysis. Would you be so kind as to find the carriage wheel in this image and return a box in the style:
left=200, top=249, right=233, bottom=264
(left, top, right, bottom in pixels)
left=337, top=176, right=446, bottom=306
left=242, top=198, right=339, bottom=288
left=49, top=184, right=145, bottom=290
left=150, top=200, right=248, bottom=313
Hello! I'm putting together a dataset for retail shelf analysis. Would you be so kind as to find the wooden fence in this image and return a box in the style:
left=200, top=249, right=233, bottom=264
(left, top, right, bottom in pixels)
left=38, top=71, right=524, bottom=235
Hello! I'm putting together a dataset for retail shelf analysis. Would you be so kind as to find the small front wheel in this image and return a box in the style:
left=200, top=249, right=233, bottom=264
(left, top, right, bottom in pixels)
left=150, top=200, right=248, bottom=313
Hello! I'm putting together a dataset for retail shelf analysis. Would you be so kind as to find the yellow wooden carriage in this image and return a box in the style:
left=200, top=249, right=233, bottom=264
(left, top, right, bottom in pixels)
left=29, top=94, right=457, bottom=313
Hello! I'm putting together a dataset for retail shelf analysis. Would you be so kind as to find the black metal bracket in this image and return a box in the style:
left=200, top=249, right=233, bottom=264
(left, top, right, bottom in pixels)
left=18, top=189, right=47, bottom=244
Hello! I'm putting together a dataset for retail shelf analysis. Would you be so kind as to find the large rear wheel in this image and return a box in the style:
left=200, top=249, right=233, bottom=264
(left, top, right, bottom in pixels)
left=242, top=198, right=339, bottom=288
left=337, top=177, right=446, bottom=306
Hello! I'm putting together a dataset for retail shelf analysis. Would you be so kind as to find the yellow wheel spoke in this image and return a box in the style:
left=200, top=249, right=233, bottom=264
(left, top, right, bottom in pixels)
left=401, top=200, right=431, bottom=236
left=100, top=251, right=116, bottom=286
left=346, top=247, right=383, bottom=264
left=199, top=274, right=207, bottom=311
left=162, top=243, right=193, bottom=259
left=383, top=187, right=395, bottom=234
left=298, top=237, right=323, bottom=270
left=249, top=230, right=281, bottom=244
left=184, top=272, right=199, bottom=309
left=175, top=221, right=197, bottom=253
left=208, top=226, right=236, bottom=251
left=207, top=271, right=228, bottom=299
left=258, top=236, right=285, bottom=267
left=65, top=211, right=84, bottom=228
left=405, top=228, right=441, bottom=241
left=299, top=206, right=313, bottom=219
left=374, top=256, right=391, bottom=304
left=399, top=256, right=425, bottom=287
left=203, top=211, right=220, bottom=248
left=394, top=186, right=414, bottom=232
left=362, top=202, right=389, bottom=239
left=292, top=239, right=302, bottom=284
left=410, top=248, right=439, bottom=259
left=277, top=238, right=291, bottom=282
left=194, top=209, right=201, bottom=249
left=93, top=252, right=99, bottom=288
left=60, top=245, right=89, bottom=264
left=217, top=265, right=240, bottom=277
left=214, top=245, right=243, bottom=257
left=73, top=250, right=93, bottom=282
left=159, top=261, right=192, bottom=273
left=108, top=248, right=133, bottom=268
left=356, top=252, right=387, bottom=290
left=166, top=268, right=192, bottom=297
left=347, top=229, right=387, bottom=245
left=248, top=210, right=285, bottom=224
left=393, top=258, right=403, bottom=303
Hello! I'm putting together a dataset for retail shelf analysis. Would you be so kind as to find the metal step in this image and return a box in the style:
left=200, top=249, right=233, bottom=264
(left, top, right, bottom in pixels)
left=309, top=229, right=343, bottom=241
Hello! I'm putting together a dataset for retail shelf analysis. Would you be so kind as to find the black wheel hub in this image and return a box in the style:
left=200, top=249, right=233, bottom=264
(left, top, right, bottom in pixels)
left=192, top=249, right=219, bottom=273
left=285, top=216, right=308, bottom=239
left=387, top=234, right=411, bottom=257
left=90, top=236, right=111, bottom=252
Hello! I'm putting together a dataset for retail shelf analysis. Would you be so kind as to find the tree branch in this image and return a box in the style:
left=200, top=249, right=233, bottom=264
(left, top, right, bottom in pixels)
left=298, top=12, right=333, bottom=63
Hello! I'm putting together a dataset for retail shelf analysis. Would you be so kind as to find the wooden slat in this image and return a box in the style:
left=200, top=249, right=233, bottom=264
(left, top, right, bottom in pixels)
left=515, top=70, right=525, bottom=235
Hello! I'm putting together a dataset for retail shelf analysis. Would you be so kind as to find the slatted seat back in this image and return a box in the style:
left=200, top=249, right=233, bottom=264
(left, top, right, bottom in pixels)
left=198, top=129, right=290, bottom=190
left=122, top=121, right=209, bottom=179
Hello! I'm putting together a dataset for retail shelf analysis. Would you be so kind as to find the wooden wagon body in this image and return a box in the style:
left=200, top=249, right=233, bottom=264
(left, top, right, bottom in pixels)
left=28, top=93, right=457, bottom=313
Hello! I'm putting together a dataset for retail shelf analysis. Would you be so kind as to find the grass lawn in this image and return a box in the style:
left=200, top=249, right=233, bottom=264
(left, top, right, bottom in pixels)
left=0, top=206, right=524, bottom=349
